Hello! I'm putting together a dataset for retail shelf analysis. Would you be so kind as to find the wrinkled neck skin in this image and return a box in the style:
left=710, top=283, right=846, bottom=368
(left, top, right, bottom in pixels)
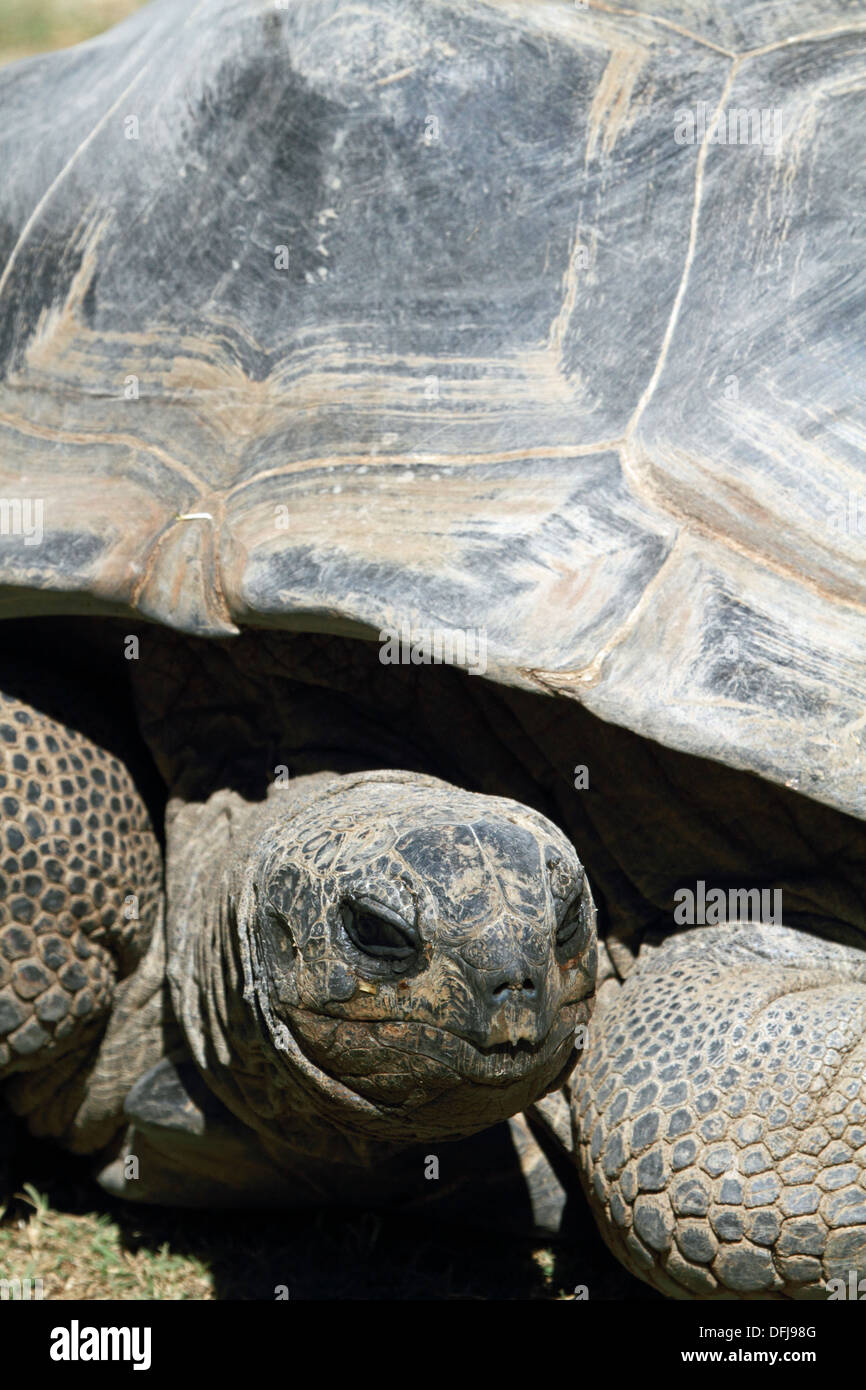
left=165, top=773, right=594, bottom=1169
left=165, top=781, right=381, bottom=1168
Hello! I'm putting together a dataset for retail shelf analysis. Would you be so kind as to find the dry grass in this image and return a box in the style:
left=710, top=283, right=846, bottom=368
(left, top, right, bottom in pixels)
left=0, top=1131, right=654, bottom=1300
left=0, top=0, right=145, bottom=65
left=1, top=1183, right=212, bottom=1299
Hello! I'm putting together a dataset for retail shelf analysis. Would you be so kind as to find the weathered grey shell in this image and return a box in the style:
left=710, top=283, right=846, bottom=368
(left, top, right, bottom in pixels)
left=0, top=0, right=864, bottom=816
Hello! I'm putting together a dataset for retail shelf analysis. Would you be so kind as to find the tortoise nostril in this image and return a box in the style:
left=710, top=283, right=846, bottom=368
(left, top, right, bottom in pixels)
left=492, top=976, right=536, bottom=1000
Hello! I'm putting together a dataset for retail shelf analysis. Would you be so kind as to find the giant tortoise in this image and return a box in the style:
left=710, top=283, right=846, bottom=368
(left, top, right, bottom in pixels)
left=0, top=0, right=864, bottom=1301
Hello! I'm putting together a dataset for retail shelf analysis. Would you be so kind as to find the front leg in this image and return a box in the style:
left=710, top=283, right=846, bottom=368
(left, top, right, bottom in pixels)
left=574, top=923, right=866, bottom=1298
left=0, top=674, right=164, bottom=1152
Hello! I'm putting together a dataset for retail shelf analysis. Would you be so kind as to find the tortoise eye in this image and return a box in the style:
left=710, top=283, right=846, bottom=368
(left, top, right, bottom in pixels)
left=555, top=894, right=588, bottom=958
left=341, top=902, right=419, bottom=959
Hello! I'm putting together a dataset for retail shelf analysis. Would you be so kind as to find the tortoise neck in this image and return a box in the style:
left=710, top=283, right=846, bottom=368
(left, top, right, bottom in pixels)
left=129, top=627, right=441, bottom=803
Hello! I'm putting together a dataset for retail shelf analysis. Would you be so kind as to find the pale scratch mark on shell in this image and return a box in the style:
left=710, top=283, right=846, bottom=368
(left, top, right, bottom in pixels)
left=624, top=57, right=740, bottom=440
left=755, top=95, right=823, bottom=270
left=546, top=220, right=599, bottom=372
left=742, top=20, right=866, bottom=61
left=585, top=44, right=648, bottom=164
left=545, top=39, right=650, bottom=375
left=291, top=4, right=420, bottom=76
left=23, top=216, right=109, bottom=367
left=0, top=411, right=208, bottom=496
left=617, top=438, right=866, bottom=616
left=375, top=65, right=415, bottom=86
left=765, top=56, right=866, bottom=275
left=586, top=4, right=866, bottom=59
left=225, top=439, right=624, bottom=501
left=0, top=36, right=171, bottom=306
left=525, top=532, right=686, bottom=692
left=585, top=0, right=735, bottom=57
left=475, top=0, right=656, bottom=57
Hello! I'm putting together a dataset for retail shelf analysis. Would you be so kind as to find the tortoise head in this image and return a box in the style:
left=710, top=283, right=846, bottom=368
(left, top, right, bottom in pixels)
left=231, top=772, right=596, bottom=1144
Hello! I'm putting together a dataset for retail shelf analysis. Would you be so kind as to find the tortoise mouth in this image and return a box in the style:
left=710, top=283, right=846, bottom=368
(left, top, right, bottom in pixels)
left=370, top=1025, right=578, bottom=1107
left=475, top=1038, right=541, bottom=1057
left=372, top=1016, right=578, bottom=1086
left=290, top=1003, right=583, bottom=1091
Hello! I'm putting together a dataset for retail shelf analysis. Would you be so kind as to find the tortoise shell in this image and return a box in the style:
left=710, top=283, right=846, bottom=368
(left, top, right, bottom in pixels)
left=0, top=0, right=863, bottom=815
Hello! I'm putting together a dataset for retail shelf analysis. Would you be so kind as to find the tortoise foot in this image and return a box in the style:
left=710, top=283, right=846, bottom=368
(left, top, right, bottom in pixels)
left=574, top=924, right=866, bottom=1299
left=0, top=672, right=163, bottom=1141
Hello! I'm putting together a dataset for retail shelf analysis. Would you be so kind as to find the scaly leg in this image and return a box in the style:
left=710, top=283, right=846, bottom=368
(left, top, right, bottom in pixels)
left=574, top=923, right=866, bottom=1299
left=0, top=678, right=162, bottom=1147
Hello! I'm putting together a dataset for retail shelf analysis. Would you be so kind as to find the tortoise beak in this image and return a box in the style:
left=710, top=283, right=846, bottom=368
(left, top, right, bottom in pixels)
left=484, top=1001, right=549, bottom=1049
left=458, top=952, right=556, bottom=1050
